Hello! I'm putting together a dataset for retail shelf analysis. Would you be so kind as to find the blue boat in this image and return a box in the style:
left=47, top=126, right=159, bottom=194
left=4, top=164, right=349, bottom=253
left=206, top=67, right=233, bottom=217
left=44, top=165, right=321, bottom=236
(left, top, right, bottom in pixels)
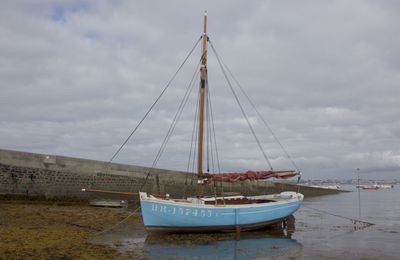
left=140, top=191, right=303, bottom=232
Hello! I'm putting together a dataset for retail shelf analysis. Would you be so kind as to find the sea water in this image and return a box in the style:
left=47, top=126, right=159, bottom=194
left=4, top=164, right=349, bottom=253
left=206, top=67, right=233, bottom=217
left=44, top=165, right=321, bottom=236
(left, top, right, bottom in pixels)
left=293, top=185, right=400, bottom=259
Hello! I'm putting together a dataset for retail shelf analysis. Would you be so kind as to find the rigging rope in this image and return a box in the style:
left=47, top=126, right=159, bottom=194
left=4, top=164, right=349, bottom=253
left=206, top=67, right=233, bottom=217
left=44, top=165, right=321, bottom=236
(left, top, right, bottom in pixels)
left=209, top=40, right=274, bottom=170
left=207, top=79, right=221, bottom=173
left=183, top=86, right=201, bottom=199
left=205, top=75, right=210, bottom=172
left=206, top=76, right=218, bottom=173
left=139, top=58, right=202, bottom=190
left=186, top=82, right=200, bottom=174
left=190, top=92, right=200, bottom=178
left=207, top=85, right=215, bottom=173
left=108, top=36, right=202, bottom=164
left=220, top=60, right=300, bottom=172
left=151, top=61, right=201, bottom=168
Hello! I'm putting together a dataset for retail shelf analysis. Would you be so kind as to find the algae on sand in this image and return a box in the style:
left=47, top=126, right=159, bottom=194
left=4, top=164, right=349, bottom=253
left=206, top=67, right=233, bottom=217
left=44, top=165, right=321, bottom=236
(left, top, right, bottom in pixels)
left=0, top=201, right=134, bottom=259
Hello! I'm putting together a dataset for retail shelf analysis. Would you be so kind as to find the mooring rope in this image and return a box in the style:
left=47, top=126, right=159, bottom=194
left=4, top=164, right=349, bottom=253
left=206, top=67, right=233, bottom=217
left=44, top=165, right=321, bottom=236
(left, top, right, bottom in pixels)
left=94, top=206, right=141, bottom=236
left=302, top=204, right=374, bottom=227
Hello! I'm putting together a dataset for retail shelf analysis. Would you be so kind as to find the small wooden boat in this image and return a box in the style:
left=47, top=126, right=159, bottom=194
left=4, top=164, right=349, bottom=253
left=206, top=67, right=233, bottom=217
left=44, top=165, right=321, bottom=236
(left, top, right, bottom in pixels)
left=140, top=191, right=303, bottom=233
left=89, top=199, right=128, bottom=208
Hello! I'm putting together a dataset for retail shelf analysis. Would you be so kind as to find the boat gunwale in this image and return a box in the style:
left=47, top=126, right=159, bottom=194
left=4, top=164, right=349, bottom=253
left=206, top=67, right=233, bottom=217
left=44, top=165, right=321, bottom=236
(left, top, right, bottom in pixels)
left=139, top=192, right=303, bottom=209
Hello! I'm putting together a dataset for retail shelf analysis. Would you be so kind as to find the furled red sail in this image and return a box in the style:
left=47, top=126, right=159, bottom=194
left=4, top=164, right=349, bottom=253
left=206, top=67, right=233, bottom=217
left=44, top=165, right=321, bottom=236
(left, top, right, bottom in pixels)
left=203, top=170, right=299, bottom=184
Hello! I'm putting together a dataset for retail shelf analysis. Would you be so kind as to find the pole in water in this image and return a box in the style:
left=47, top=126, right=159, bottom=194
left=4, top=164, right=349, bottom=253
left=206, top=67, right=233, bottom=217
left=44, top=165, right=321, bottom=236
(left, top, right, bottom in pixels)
left=358, top=170, right=361, bottom=216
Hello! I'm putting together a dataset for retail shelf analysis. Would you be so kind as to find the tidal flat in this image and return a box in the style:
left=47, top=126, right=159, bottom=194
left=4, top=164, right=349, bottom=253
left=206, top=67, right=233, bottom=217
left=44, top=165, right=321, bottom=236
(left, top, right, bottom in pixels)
left=1, top=187, right=399, bottom=259
left=0, top=200, right=134, bottom=259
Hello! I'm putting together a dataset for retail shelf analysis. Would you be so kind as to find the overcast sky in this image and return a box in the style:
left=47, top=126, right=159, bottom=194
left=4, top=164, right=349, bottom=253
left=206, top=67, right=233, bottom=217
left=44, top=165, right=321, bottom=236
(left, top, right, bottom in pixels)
left=1, top=1, right=399, bottom=179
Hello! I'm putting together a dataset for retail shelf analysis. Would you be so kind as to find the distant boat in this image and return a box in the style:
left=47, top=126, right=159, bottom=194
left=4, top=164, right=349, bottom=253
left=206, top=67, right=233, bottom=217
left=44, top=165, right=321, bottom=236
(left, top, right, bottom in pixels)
left=357, top=184, right=393, bottom=190
left=361, top=185, right=379, bottom=190
left=305, top=184, right=340, bottom=190
left=376, top=184, right=393, bottom=189
left=139, top=12, right=303, bottom=233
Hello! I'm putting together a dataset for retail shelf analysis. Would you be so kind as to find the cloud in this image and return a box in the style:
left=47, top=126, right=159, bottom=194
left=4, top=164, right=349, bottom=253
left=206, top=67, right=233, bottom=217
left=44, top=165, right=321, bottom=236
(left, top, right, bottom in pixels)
left=1, top=1, right=399, bottom=179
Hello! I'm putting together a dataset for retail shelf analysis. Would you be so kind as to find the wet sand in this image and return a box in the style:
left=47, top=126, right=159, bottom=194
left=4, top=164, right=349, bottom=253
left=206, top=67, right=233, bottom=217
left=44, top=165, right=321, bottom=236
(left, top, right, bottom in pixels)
left=0, top=199, right=134, bottom=259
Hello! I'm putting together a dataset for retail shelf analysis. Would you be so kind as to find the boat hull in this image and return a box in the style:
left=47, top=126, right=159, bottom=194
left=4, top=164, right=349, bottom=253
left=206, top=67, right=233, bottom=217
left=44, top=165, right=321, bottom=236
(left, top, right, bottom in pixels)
left=139, top=192, right=303, bottom=233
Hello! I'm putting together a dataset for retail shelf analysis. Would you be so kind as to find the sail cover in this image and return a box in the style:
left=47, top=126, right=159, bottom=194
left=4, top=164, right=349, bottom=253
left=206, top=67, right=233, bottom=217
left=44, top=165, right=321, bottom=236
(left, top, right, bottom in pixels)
left=203, top=170, right=299, bottom=184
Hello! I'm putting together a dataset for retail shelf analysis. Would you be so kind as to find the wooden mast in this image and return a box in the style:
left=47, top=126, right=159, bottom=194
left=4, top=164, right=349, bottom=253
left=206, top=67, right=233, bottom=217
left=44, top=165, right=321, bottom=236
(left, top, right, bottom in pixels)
left=197, top=11, right=208, bottom=196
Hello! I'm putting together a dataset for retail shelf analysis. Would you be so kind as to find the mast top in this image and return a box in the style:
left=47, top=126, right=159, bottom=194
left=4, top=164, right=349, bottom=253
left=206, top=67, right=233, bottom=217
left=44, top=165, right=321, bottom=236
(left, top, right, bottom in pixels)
left=203, top=11, right=207, bottom=36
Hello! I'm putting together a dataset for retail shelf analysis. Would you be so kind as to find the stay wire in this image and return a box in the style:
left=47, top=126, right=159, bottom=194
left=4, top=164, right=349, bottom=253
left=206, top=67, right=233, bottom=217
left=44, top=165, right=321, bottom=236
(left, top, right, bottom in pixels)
left=205, top=76, right=210, bottom=172
left=155, top=61, right=201, bottom=164
left=108, top=36, right=202, bottom=164
left=209, top=40, right=274, bottom=170
left=188, top=82, right=201, bottom=187
left=140, top=67, right=199, bottom=191
left=139, top=58, right=202, bottom=190
left=220, top=59, right=300, bottom=172
left=186, top=81, right=201, bottom=174
left=183, top=86, right=200, bottom=197
left=206, top=78, right=215, bottom=173
left=191, top=103, right=199, bottom=175
left=208, top=81, right=221, bottom=173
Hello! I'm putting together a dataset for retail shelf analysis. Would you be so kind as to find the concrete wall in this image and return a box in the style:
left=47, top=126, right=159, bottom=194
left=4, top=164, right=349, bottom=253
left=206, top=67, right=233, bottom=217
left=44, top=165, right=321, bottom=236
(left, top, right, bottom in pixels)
left=0, top=149, right=341, bottom=199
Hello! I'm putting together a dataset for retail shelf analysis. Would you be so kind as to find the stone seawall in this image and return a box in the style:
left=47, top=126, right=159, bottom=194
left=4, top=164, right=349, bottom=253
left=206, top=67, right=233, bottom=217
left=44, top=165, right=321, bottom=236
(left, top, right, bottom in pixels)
left=0, top=149, right=341, bottom=199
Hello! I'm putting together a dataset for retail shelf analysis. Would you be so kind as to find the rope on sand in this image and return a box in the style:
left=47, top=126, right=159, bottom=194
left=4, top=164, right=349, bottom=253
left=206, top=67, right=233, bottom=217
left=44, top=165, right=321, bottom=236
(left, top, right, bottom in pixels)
left=94, top=206, right=141, bottom=236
